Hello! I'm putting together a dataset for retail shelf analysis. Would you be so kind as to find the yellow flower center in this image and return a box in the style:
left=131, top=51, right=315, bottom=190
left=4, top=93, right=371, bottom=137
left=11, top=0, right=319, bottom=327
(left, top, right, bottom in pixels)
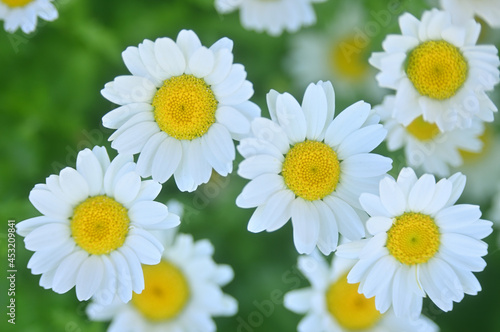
left=406, top=40, right=468, bottom=100
left=460, top=125, right=492, bottom=163
left=71, top=195, right=130, bottom=255
left=153, top=74, right=218, bottom=140
left=132, top=260, right=190, bottom=321
left=326, top=273, right=382, bottom=330
left=406, top=116, right=440, bottom=141
left=387, top=212, right=440, bottom=265
left=282, top=141, right=340, bottom=201
left=1, top=0, right=32, bottom=7
left=330, top=34, right=371, bottom=80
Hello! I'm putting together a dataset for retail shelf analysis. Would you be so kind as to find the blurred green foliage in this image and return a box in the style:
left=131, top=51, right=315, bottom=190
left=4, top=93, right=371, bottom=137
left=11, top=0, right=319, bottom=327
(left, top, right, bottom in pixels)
left=1, top=0, right=500, bottom=331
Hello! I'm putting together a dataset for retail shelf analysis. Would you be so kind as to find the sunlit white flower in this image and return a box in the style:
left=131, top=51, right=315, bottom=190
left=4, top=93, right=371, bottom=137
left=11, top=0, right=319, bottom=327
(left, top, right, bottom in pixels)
left=0, top=0, right=57, bottom=33
left=286, top=1, right=383, bottom=101
left=284, top=254, right=439, bottom=332
left=370, top=9, right=500, bottom=131
left=236, top=81, right=392, bottom=255
left=87, top=233, right=237, bottom=332
left=337, top=167, right=492, bottom=319
left=376, top=95, right=484, bottom=177
left=215, top=0, right=325, bottom=36
left=16, top=146, right=180, bottom=304
left=101, top=29, right=259, bottom=192
left=440, top=0, right=500, bottom=28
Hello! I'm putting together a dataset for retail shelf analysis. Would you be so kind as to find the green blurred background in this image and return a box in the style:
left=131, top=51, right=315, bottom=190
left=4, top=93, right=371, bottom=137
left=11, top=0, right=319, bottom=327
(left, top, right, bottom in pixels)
left=1, top=0, right=500, bottom=331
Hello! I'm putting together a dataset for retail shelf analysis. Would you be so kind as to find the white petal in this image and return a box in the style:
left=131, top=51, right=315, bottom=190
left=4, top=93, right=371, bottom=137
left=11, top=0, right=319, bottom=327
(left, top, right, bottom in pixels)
left=24, top=223, right=70, bottom=252
left=216, top=106, right=250, bottom=135
left=129, top=201, right=169, bottom=225
left=237, top=154, right=282, bottom=179
left=250, top=117, right=290, bottom=154
left=236, top=173, right=285, bottom=208
left=151, top=137, right=182, bottom=184
left=112, top=172, right=141, bottom=205
left=111, top=121, right=160, bottom=155
left=324, top=196, right=365, bottom=241
left=126, top=234, right=163, bottom=265
left=176, top=30, right=202, bottom=60
left=201, top=123, right=235, bottom=176
left=340, top=153, right=392, bottom=178
left=336, top=125, right=387, bottom=159
left=109, top=251, right=133, bottom=303
left=103, top=154, right=134, bottom=195
left=408, top=174, right=436, bottom=212
left=284, top=289, right=313, bottom=314
left=291, top=199, right=320, bottom=254
left=247, top=190, right=294, bottom=233
left=188, top=46, right=214, bottom=77
left=302, top=83, right=327, bottom=140
left=276, top=93, right=307, bottom=143
left=366, top=216, right=393, bottom=235
left=154, top=37, right=186, bottom=76
left=119, top=246, right=145, bottom=294
left=75, top=255, right=104, bottom=301
left=29, top=188, right=72, bottom=220
left=16, top=216, right=62, bottom=237
left=324, top=101, right=370, bottom=147
left=379, top=177, right=406, bottom=216
left=76, top=149, right=104, bottom=196
left=52, top=250, right=88, bottom=294
left=136, top=132, right=166, bottom=178
left=314, top=200, right=339, bottom=255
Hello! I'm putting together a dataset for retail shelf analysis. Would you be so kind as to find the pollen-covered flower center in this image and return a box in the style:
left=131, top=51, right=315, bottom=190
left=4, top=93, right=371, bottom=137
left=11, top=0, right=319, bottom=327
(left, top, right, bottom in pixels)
left=387, top=212, right=440, bottom=265
left=1, top=0, right=32, bottom=7
left=132, top=260, right=190, bottom=321
left=71, top=195, right=130, bottom=255
left=330, top=34, right=370, bottom=80
left=326, top=273, right=382, bottom=330
left=282, top=140, right=340, bottom=201
left=406, top=40, right=468, bottom=100
left=153, top=74, right=218, bottom=140
left=406, top=116, right=440, bottom=141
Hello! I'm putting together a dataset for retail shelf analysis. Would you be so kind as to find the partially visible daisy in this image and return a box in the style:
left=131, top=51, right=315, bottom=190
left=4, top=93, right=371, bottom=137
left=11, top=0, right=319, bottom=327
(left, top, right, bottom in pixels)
left=376, top=95, right=484, bottom=177
left=284, top=254, right=439, bottom=332
left=87, top=233, right=237, bottom=332
left=370, top=9, right=500, bottom=131
left=16, top=146, right=180, bottom=304
left=286, top=1, right=383, bottom=101
left=453, top=125, right=500, bottom=204
left=101, top=29, right=260, bottom=192
left=215, top=0, right=326, bottom=36
left=440, top=0, right=500, bottom=28
left=0, top=0, right=57, bottom=33
left=337, top=167, right=492, bottom=318
left=236, top=81, right=392, bottom=255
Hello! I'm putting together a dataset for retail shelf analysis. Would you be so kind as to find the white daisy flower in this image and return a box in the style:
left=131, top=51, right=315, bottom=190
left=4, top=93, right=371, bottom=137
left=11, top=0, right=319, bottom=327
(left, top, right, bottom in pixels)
left=0, top=0, right=57, bottom=33
left=440, top=0, right=500, bottom=28
left=370, top=9, right=500, bottom=131
left=101, top=29, right=260, bottom=192
left=87, top=233, right=237, bottom=332
left=16, top=146, right=180, bottom=304
left=336, top=167, right=492, bottom=319
left=236, top=81, right=392, bottom=255
left=376, top=95, right=484, bottom=177
left=286, top=1, right=383, bottom=101
left=284, top=254, right=439, bottom=332
left=215, top=0, right=326, bottom=36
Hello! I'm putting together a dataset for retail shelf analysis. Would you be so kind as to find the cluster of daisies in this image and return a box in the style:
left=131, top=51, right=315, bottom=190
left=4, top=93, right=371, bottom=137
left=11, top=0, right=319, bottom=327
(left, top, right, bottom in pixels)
left=13, top=0, right=500, bottom=331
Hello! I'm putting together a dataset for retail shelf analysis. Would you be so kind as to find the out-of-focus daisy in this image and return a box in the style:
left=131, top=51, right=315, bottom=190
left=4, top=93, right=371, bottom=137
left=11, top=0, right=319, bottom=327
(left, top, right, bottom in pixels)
left=337, top=167, right=492, bottom=318
left=453, top=126, right=500, bottom=204
left=101, top=29, right=259, bottom=192
left=236, top=81, right=392, bottom=255
left=284, top=254, right=439, bottom=332
left=16, top=146, right=180, bottom=304
left=87, top=233, right=237, bottom=332
left=0, top=0, right=57, bottom=33
left=286, top=2, right=383, bottom=101
left=215, top=0, right=325, bottom=36
left=376, top=95, right=484, bottom=177
left=440, top=0, right=500, bottom=28
left=370, top=9, right=500, bottom=131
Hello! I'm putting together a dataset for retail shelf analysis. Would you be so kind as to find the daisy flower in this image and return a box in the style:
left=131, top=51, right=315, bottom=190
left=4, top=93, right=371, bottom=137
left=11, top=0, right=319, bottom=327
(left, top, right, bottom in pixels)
left=284, top=254, right=439, bottom=332
left=0, top=0, right=57, bottom=33
left=286, top=1, right=383, bottom=101
left=336, top=167, right=492, bottom=318
left=215, top=0, right=326, bottom=36
left=440, top=0, right=500, bottom=28
left=87, top=233, right=237, bottom=332
left=101, top=29, right=260, bottom=192
left=236, top=81, right=392, bottom=255
left=370, top=9, right=500, bottom=131
left=16, top=146, right=180, bottom=304
left=376, top=95, right=484, bottom=177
